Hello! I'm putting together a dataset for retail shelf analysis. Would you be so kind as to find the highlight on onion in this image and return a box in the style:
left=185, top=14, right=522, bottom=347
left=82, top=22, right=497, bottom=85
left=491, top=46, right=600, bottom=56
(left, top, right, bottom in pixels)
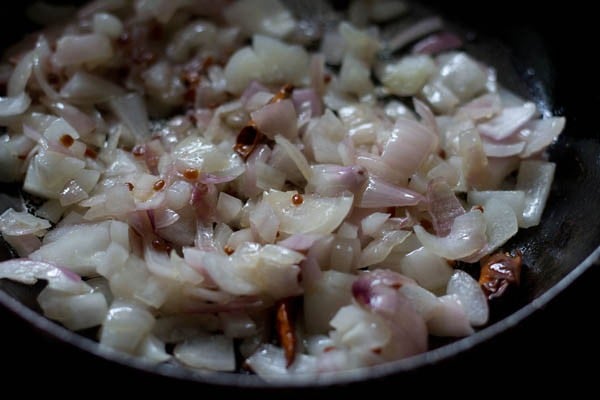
left=0, top=0, right=565, bottom=379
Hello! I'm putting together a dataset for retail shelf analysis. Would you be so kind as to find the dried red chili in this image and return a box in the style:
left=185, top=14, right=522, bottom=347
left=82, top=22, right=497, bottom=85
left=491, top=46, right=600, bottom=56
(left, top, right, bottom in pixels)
left=479, top=250, right=522, bottom=299
left=234, top=123, right=262, bottom=159
left=269, top=83, right=294, bottom=104
left=276, top=298, right=297, bottom=368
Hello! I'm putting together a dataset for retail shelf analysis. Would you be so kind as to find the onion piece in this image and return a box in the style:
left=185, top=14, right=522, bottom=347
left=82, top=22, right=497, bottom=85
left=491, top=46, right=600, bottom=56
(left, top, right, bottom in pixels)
left=426, top=294, right=474, bottom=337
left=357, top=176, right=423, bottom=208
left=0, top=258, right=90, bottom=294
left=246, top=344, right=318, bottom=380
left=468, top=190, right=525, bottom=222
left=447, top=270, right=489, bottom=327
left=519, top=117, right=565, bottom=157
left=381, top=117, right=438, bottom=185
left=224, top=0, right=296, bottom=39
left=350, top=269, right=427, bottom=359
left=481, top=137, right=526, bottom=157
left=395, top=246, right=454, bottom=293
left=306, top=164, right=366, bottom=197
left=0, top=208, right=51, bottom=236
left=516, top=160, right=556, bottom=228
left=386, top=16, right=444, bottom=52
left=457, top=93, right=502, bottom=121
left=53, top=33, right=113, bottom=67
left=412, top=32, right=463, bottom=55
left=359, top=230, right=411, bottom=268
left=251, top=99, right=298, bottom=140
left=478, top=102, right=537, bottom=141
left=303, top=270, right=355, bottom=334
left=426, top=178, right=465, bottom=237
left=264, top=190, right=353, bottom=235
left=0, top=92, right=31, bottom=117
left=109, top=93, right=150, bottom=139
left=100, top=301, right=155, bottom=353
left=60, top=71, right=125, bottom=103
left=480, top=197, right=518, bottom=253
left=38, top=288, right=108, bottom=330
left=414, top=210, right=487, bottom=260
left=174, top=335, right=236, bottom=371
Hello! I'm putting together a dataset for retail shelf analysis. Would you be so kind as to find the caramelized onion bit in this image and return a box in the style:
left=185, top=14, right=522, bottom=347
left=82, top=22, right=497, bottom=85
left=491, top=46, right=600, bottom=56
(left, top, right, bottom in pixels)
left=276, top=298, right=297, bottom=367
left=479, top=250, right=522, bottom=299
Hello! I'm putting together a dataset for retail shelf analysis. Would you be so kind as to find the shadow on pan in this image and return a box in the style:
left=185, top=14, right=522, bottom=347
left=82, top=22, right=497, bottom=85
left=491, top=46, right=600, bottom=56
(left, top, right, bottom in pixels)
left=1, top=0, right=598, bottom=394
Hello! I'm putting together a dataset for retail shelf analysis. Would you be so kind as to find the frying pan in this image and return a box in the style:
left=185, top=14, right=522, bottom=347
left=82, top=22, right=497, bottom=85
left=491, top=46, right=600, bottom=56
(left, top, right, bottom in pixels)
left=1, top=0, right=598, bottom=394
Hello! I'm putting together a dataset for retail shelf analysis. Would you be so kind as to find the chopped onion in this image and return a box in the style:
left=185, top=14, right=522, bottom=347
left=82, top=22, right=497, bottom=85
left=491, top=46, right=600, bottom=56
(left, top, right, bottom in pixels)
left=426, top=178, right=465, bottom=237
left=224, top=0, right=296, bottom=39
left=0, top=92, right=31, bottom=117
left=251, top=99, right=298, bottom=140
left=446, top=270, right=489, bottom=327
left=100, top=301, right=155, bottom=353
left=174, top=335, right=236, bottom=371
left=359, top=230, right=411, bottom=268
left=426, top=294, right=474, bottom=337
left=395, top=246, right=454, bottom=293
left=109, top=93, right=150, bottom=139
left=412, top=32, right=463, bottom=55
left=357, top=176, right=423, bottom=208
left=414, top=210, right=487, bottom=260
left=53, top=33, right=113, bottom=67
left=516, top=160, right=556, bottom=228
left=303, top=270, right=355, bottom=334
left=264, top=189, right=353, bottom=235
left=38, top=288, right=108, bottom=330
left=386, top=17, right=444, bottom=52
left=0, top=208, right=51, bottom=236
left=0, top=258, right=89, bottom=294
left=478, top=102, right=537, bottom=141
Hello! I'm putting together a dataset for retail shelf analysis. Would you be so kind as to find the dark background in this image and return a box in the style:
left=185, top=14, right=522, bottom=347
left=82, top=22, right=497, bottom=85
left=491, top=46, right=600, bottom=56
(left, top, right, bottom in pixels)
left=1, top=0, right=599, bottom=396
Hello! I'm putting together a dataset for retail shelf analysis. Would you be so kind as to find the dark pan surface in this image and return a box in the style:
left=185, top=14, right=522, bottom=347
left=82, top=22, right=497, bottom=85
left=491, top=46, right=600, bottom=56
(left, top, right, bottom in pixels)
left=1, top=0, right=598, bottom=392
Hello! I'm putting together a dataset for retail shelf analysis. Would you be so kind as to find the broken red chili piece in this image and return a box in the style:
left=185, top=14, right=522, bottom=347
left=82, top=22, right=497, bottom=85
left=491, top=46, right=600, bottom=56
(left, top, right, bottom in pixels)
left=234, top=123, right=262, bottom=159
left=479, top=250, right=522, bottom=299
left=275, top=298, right=297, bottom=368
left=268, top=83, right=294, bottom=104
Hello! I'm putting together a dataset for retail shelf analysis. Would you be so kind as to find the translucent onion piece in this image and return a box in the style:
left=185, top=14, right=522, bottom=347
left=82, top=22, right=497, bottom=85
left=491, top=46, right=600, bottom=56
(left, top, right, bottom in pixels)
left=100, top=301, right=155, bottom=353
left=426, top=294, right=474, bottom=337
left=246, top=344, right=318, bottom=381
left=357, top=176, right=423, bottom=208
left=174, top=335, right=236, bottom=371
left=53, top=33, right=113, bottom=67
left=395, top=246, right=454, bottom=293
left=516, top=160, right=556, bottom=228
left=0, top=92, right=31, bottom=117
left=303, top=270, right=355, bottom=334
left=38, top=288, right=108, bottom=330
left=359, top=230, right=411, bottom=268
left=0, top=208, right=51, bottom=236
left=264, top=190, right=353, bottom=235
left=478, top=102, right=536, bottom=141
left=381, top=117, right=438, bottom=185
left=251, top=99, right=298, bottom=140
left=446, top=270, right=489, bottom=327
left=224, top=0, right=296, bottom=38
left=414, top=210, right=487, bottom=260
left=426, top=178, right=465, bottom=237
left=0, top=258, right=89, bottom=294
